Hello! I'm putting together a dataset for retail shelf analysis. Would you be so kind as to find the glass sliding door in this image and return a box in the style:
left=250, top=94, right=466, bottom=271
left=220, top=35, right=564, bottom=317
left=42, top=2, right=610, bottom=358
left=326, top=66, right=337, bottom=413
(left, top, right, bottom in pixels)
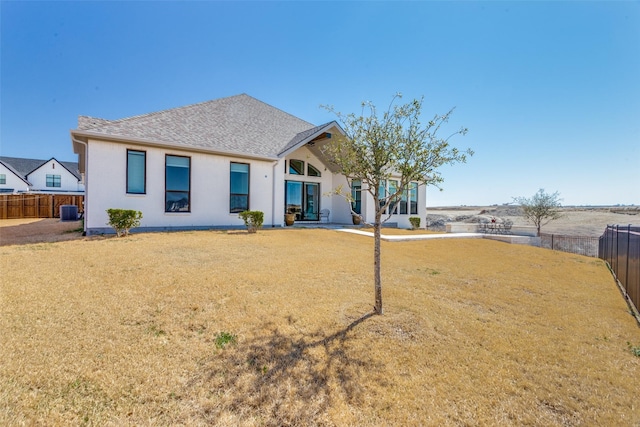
left=285, top=181, right=320, bottom=221
left=304, top=183, right=319, bottom=220
left=286, top=181, right=303, bottom=220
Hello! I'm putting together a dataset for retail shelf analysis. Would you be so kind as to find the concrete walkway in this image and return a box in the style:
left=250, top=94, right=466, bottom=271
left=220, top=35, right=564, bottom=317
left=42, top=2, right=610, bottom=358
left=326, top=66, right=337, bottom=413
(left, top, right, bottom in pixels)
left=337, top=228, right=539, bottom=245
left=337, top=229, right=483, bottom=241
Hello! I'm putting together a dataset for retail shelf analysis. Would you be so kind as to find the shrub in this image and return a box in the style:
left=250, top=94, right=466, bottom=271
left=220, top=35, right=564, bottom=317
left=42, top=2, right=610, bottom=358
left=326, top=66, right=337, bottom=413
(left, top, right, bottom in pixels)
left=239, top=210, right=264, bottom=233
left=409, top=216, right=421, bottom=230
left=106, top=209, right=143, bottom=237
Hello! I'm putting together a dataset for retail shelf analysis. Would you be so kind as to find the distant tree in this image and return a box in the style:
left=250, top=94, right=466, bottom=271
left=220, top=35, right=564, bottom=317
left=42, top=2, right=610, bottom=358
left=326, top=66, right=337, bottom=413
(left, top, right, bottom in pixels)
left=514, top=189, right=563, bottom=236
left=322, top=94, right=472, bottom=315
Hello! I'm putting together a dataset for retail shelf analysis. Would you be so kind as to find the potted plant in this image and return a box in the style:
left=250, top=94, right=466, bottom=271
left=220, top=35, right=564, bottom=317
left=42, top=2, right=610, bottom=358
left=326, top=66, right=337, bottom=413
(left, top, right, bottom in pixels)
left=284, top=213, right=296, bottom=226
left=352, top=213, right=362, bottom=225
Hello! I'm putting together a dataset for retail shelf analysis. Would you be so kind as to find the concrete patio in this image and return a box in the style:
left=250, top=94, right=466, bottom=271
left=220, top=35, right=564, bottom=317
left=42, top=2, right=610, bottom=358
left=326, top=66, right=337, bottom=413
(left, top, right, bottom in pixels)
left=336, top=228, right=541, bottom=246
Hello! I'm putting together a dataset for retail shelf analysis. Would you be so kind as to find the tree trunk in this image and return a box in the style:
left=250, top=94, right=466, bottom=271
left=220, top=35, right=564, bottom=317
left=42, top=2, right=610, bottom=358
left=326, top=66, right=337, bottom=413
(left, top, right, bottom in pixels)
left=373, top=220, right=383, bottom=315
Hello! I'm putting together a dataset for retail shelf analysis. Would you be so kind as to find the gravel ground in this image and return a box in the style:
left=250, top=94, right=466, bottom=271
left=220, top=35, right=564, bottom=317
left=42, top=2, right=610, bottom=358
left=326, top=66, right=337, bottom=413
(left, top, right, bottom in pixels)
left=0, top=218, right=84, bottom=246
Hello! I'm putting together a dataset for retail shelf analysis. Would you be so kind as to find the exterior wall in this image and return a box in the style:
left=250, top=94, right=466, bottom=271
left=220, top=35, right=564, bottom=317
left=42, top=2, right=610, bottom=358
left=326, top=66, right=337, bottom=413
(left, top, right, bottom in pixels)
left=284, top=146, right=352, bottom=225
left=0, top=164, right=30, bottom=193
left=330, top=173, right=353, bottom=225
left=82, top=139, right=429, bottom=233
left=351, top=180, right=427, bottom=228
left=27, top=159, right=82, bottom=192
left=85, top=139, right=279, bottom=233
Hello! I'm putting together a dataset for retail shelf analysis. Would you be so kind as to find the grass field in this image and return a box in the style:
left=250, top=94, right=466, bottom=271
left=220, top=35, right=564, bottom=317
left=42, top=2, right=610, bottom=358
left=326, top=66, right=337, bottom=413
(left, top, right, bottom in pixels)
left=1, top=229, right=639, bottom=426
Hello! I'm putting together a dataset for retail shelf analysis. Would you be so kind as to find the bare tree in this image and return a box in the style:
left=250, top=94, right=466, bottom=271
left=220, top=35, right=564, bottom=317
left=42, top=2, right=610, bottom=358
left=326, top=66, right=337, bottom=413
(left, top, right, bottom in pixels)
left=514, top=189, right=563, bottom=236
left=322, top=94, right=472, bottom=314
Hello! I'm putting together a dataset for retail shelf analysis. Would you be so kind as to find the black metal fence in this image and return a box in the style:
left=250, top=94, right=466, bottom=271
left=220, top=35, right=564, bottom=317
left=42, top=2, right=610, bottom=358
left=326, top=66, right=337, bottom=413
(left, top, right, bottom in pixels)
left=540, top=233, right=599, bottom=257
left=599, top=225, right=640, bottom=319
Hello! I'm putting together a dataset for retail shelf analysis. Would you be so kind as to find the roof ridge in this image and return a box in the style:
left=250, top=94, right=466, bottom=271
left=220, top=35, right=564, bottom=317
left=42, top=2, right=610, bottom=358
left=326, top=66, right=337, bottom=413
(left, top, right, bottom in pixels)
left=241, top=94, right=315, bottom=127
left=88, top=94, right=251, bottom=127
left=83, top=94, right=315, bottom=129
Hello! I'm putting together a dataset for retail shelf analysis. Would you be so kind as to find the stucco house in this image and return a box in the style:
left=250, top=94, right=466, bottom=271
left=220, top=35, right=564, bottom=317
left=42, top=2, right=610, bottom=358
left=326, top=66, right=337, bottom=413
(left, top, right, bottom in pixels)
left=70, top=94, right=426, bottom=235
left=0, top=156, right=84, bottom=194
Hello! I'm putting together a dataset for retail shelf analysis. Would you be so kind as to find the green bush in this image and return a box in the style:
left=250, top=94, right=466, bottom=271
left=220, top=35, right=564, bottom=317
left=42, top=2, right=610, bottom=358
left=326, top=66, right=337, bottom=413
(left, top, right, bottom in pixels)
left=409, top=216, right=421, bottom=230
left=106, top=208, right=143, bottom=237
left=239, top=210, right=264, bottom=233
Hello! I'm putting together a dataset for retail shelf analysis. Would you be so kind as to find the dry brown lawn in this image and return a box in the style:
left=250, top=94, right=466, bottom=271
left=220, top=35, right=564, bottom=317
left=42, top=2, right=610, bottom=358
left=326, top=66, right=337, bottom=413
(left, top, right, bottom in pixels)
left=1, top=229, right=639, bottom=426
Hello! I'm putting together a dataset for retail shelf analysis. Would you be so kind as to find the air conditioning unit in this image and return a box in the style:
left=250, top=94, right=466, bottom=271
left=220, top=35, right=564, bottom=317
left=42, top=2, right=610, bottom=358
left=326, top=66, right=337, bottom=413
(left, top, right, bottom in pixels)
left=60, top=205, right=78, bottom=221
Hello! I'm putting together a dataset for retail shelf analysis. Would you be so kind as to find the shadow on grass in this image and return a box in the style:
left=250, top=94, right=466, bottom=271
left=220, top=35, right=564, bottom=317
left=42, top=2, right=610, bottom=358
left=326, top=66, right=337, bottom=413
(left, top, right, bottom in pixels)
left=189, top=312, right=384, bottom=425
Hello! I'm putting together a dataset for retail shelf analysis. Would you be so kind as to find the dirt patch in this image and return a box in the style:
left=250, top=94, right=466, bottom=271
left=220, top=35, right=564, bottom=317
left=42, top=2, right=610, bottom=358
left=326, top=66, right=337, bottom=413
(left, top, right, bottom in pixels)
left=0, top=218, right=84, bottom=246
left=427, top=206, right=640, bottom=236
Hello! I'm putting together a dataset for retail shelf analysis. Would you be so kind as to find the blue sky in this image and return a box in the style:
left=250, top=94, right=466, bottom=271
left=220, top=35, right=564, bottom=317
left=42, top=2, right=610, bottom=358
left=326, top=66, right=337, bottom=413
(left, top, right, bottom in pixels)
left=1, top=1, right=638, bottom=206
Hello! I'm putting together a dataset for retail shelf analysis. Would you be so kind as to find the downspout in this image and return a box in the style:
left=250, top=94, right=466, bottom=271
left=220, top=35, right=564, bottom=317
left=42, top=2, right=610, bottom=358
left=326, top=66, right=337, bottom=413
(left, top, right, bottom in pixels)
left=72, top=137, right=88, bottom=235
left=272, top=160, right=279, bottom=227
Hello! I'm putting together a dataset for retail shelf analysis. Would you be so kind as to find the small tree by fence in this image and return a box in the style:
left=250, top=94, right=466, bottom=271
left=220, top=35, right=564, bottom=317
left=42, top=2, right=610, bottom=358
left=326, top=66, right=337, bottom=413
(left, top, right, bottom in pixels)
left=0, top=194, right=84, bottom=219
left=599, top=225, right=640, bottom=322
left=540, top=233, right=599, bottom=257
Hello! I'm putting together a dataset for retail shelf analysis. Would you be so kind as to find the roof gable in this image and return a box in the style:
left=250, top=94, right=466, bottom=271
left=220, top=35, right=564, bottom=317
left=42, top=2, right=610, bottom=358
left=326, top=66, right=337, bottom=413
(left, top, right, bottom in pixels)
left=0, top=156, right=81, bottom=182
left=74, top=94, right=316, bottom=158
left=29, top=158, right=82, bottom=181
left=278, top=121, right=343, bottom=157
left=0, top=159, right=32, bottom=185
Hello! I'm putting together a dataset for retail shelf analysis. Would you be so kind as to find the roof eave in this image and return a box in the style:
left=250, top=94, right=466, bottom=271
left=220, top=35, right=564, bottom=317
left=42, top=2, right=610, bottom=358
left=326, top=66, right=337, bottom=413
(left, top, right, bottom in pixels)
left=70, top=130, right=280, bottom=162
left=277, top=121, right=345, bottom=158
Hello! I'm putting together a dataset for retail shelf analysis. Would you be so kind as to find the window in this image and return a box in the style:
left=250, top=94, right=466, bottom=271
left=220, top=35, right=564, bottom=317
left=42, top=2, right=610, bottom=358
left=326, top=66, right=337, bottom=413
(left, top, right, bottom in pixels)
left=351, top=180, right=362, bottom=214
left=400, top=188, right=408, bottom=214
left=46, top=174, right=61, bottom=187
left=230, top=162, right=249, bottom=213
left=376, top=180, right=418, bottom=215
left=0, top=174, right=5, bottom=184
left=165, top=155, right=190, bottom=212
left=127, top=150, right=146, bottom=194
left=289, top=159, right=304, bottom=175
left=388, top=180, right=399, bottom=214
left=378, top=180, right=387, bottom=212
left=409, top=182, right=418, bottom=215
left=307, top=164, right=321, bottom=177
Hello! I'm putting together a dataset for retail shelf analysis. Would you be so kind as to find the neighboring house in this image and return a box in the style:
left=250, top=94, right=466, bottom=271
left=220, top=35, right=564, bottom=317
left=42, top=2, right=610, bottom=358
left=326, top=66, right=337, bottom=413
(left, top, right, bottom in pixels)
left=70, top=94, right=426, bottom=235
left=0, top=156, right=84, bottom=194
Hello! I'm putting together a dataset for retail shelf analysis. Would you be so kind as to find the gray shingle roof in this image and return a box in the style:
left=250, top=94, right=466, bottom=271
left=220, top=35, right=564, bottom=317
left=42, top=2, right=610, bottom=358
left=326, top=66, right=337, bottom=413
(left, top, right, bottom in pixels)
left=76, top=94, right=317, bottom=158
left=0, top=157, right=44, bottom=177
left=0, top=157, right=81, bottom=181
left=59, top=161, right=82, bottom=180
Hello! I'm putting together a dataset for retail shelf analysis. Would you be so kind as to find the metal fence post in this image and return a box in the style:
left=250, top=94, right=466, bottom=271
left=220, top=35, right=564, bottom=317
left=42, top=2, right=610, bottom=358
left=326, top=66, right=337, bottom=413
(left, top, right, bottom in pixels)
left=626, top=224, right=631, bottom=295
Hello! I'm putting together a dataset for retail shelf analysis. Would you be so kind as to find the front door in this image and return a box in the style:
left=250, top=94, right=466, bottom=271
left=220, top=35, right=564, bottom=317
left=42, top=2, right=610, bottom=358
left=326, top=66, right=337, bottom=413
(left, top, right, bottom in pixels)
left=285, top=181, right=319, bottom=221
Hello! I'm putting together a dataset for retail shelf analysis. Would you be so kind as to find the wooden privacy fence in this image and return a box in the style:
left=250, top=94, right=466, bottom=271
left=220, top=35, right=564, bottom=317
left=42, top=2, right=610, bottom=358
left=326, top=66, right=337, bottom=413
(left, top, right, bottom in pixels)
left=0, top=194, right=84, bottom=219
